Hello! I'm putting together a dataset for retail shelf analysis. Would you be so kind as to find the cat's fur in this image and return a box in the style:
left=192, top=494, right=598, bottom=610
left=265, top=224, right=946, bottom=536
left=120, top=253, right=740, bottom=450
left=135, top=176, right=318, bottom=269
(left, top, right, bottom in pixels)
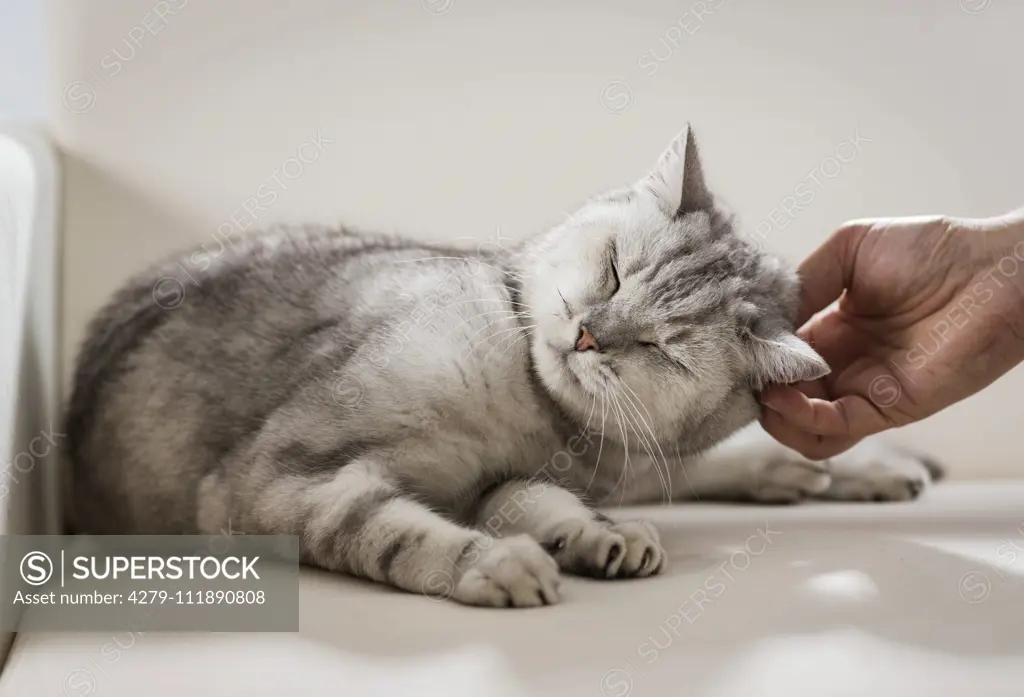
left=64, top=127, right=941, bottom=607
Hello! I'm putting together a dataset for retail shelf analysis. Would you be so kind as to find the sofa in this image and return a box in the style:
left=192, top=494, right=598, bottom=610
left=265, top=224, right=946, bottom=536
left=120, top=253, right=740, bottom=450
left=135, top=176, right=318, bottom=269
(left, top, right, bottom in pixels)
left=2, top=2, right=1023, bottom=694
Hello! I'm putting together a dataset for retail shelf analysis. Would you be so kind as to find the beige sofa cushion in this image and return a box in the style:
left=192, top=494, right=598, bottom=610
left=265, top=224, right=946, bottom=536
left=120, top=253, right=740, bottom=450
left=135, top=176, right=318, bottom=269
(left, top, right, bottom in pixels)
left=4, top=484, right=1024, bottom=696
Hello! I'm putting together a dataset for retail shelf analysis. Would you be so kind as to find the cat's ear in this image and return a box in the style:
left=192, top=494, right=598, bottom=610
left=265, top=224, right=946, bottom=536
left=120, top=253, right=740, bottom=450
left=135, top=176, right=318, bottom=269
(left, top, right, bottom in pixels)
left=744, top=327, right=830, bottom=387
left=638, top=124, right=714, bottom=216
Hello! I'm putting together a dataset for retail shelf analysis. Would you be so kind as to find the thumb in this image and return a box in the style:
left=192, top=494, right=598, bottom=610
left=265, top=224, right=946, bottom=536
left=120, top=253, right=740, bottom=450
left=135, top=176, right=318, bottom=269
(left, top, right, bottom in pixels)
left=796, top=220, right=869, bottom=326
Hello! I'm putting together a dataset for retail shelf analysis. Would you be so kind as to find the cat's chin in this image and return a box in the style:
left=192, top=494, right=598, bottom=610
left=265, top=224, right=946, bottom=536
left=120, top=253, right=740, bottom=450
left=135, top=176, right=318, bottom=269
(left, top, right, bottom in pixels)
left=531, top=339, right=603, bottom=418
left=564, top=351, right=605, bottom=395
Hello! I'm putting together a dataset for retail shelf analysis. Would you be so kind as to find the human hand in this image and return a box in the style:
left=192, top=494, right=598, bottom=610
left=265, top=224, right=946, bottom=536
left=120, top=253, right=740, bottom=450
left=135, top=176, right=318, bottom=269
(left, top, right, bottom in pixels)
left=760, top=210, right=1024, bottom=459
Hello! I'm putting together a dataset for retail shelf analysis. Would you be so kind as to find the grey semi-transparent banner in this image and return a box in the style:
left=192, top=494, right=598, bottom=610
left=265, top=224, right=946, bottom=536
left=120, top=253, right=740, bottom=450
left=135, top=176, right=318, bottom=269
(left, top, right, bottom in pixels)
left=1, top=535, right=298, bottom=631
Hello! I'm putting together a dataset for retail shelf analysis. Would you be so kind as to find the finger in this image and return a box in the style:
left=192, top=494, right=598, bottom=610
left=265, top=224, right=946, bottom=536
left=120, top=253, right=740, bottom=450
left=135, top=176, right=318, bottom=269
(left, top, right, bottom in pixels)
left=759, top=384, right=892, bottom=439
left=759, top=408, right=862, bottom=460
left=787, top=378, right=830, bottom=400
left=796, top=310, right=875, bottom=380
left=796, top=220, right=870, bottom=326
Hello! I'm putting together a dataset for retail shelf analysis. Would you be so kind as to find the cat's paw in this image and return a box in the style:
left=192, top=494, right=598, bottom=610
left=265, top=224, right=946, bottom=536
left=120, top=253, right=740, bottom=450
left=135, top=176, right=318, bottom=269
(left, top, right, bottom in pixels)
left=746, top=457, right=833, bottom=504
left=545, top=516, right=665, bottom=579
left=821, top=442, right=941, bottom=502
left=452, top=534, right=561, bottom=608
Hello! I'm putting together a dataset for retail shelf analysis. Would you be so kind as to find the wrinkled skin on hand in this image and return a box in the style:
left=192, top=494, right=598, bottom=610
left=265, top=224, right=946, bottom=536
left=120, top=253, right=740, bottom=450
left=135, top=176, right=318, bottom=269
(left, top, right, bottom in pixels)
left=760, top=213, right=1024, bottom=459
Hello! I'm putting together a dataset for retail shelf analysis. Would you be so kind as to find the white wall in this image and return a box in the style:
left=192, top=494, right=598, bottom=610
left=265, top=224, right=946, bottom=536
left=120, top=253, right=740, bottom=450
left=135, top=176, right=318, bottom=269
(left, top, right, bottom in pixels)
left=50, top=0, right=1023, bottom=477
left=0, top=1, right=47, bottom=120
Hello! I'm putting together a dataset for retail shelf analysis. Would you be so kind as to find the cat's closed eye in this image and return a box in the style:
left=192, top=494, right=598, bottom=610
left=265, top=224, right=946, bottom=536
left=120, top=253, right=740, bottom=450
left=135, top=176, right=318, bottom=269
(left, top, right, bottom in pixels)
left=606, top=252, right=621, bottom=298
left=639, top=339, right=694, bottom=373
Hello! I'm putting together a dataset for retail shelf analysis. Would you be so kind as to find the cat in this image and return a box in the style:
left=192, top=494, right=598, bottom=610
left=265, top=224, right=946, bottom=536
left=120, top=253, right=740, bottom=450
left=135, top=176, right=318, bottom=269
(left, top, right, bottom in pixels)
left=64, top=126, right=941, bottom=607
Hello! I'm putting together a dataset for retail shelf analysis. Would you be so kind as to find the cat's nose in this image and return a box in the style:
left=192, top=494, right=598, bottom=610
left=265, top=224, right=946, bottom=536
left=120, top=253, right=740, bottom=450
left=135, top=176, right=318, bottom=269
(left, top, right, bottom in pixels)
left=575, top=325, right=600, bottom=352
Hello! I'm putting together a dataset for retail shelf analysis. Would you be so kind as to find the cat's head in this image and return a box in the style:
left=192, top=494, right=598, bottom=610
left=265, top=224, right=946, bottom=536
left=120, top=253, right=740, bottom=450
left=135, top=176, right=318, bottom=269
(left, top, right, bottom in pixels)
left=519, top=126, right=829, bottom=453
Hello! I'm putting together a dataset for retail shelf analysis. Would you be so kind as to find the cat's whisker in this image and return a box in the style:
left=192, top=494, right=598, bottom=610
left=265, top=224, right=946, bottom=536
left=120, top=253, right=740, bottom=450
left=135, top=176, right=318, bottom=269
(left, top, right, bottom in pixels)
left=443, top=297, right=534, bottom=312
left=467, top=324, right=537, bottom=357
left=490, top=326, right=533, bottom=361
left=620, top=391, right=672, bottom=505
left=582, top=390, right=598, bottom=435
left=455, top=308, right=535, bottom=343
left=499, top=334, right=531, bottom=360
left=617, top=379, right=674, bottom=504
left=585, top=388, right=610, bottom=496
left=452, top=296, right=540, bottom=335
left=575, top=392, right=600, bottom=505
left=458, top=308, right=532, bottom=327
left=604, top=389, right=632, bottom=503
left=478, top=280, right=529, bottom=292
left=413, top=298, right=536, bottom=337
left=437, top=312, right=517, bottom=345
left=442, top=294, right=538, bottom=321
left=618, top=388, right=675, bottom=491
left=478, top=284, right=538, bottom=309
left=606, top=380, right=667, bottom=504
left=393, top=256, right=521, bottom=280
left=674, top=444, right=702, bottom=501
left=596, top=377, right=657, bottom=504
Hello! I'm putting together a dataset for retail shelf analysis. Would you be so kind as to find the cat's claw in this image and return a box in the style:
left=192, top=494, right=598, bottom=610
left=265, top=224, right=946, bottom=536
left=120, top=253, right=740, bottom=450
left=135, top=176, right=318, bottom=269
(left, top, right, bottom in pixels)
left=548, top=517, right=665, bottom=579
left=451, top=535, right=561, bottom=608
left=612, top=520, right=666, bottom=577
left=822, top=446, right=936, bottom=502
left=741, top=441, right=940, bottom=504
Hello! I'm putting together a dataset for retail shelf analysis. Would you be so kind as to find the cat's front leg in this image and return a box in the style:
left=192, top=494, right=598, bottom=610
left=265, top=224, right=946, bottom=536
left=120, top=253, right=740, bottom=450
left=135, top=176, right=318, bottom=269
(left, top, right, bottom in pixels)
left=236, top=458, right=560, bottom=608
left=474, top=480, right=666, bottom=579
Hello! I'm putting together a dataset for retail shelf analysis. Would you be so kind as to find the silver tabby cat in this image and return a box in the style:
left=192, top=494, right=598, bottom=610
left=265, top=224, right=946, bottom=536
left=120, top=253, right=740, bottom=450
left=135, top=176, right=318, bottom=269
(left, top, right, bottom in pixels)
left=65, top=127, right=941, bottom=607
